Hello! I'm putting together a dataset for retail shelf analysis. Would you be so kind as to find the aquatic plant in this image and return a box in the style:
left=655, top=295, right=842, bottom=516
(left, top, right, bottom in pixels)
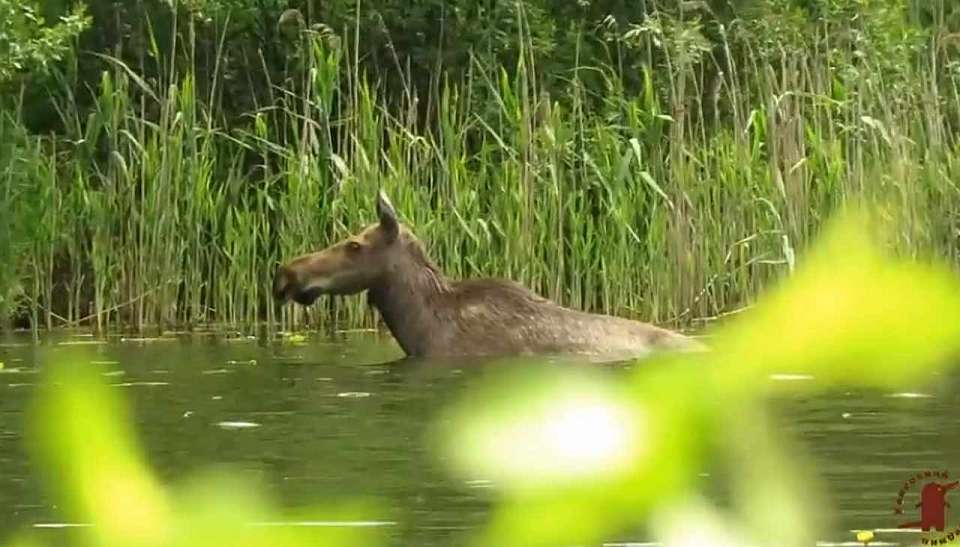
left=1, top=1, right=959, bottom=333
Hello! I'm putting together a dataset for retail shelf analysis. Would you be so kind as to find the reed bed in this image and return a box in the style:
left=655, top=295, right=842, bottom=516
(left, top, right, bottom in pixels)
left=1, top=5, right=959, bottom=334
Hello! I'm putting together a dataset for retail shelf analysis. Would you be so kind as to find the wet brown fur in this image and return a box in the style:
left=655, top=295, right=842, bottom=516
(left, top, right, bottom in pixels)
left=274, top=193, right=703, bottom=360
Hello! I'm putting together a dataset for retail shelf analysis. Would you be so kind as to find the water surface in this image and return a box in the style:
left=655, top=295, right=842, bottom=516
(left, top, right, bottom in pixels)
left=1, top=331, right=958, bottom=546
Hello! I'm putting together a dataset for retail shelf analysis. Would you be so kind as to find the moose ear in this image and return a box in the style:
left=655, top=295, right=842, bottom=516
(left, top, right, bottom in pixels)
left=376, top=190, right=399, bottom=242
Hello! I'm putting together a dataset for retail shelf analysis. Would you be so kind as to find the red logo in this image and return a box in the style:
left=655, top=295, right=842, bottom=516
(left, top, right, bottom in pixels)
left=895, top=470, right=960, bottom=545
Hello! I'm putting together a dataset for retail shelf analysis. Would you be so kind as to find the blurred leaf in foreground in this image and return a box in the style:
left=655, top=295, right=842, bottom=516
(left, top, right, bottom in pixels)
left=434, top=359, right=714, bottom=547
left=27, top=356, right=172, bottom=547
left=439, top=364, right=644, bottom=490
left=437, top=209, right=960, bottom=547
left=710, top=209, right=960, bottom=395
left=19, top=354, right=388, bottom=547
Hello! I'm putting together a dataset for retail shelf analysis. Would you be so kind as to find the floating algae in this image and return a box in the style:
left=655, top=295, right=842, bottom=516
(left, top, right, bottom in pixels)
left=280, top=332, right=308, bottom=344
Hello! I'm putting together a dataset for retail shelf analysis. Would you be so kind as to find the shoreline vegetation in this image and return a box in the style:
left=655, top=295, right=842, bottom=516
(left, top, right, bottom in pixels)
left=1, top=1, right=958, bottom=334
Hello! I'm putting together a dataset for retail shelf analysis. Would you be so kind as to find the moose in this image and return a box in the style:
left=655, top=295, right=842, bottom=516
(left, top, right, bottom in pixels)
left=273, top=191, right=704, bottom=360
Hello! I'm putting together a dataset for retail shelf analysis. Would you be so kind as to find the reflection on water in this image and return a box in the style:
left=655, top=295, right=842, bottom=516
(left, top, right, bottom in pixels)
left=1, top=331, right=958, bottom=546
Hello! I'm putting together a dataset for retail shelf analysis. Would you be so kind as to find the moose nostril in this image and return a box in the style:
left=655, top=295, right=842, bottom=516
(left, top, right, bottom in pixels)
left=273, top=266, right=292, bottom=300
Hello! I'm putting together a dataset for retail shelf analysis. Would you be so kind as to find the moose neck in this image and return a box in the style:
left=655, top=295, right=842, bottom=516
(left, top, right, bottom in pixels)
left=367, top=245, right=451, bottom=356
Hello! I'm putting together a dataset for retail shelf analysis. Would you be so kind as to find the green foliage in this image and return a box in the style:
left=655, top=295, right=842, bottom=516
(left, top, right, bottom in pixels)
left=1, top=0, right=960, bottom=332
left=0, top=0, right=90, bottom=85
left=0, top=113, right=61, bottom=325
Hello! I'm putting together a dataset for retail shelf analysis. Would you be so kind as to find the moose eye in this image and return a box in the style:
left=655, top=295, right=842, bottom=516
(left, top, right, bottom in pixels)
left=346, top=241, right=362, bottom=253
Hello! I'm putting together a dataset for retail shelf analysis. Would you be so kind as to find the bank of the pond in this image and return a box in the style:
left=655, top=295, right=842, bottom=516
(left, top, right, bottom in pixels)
left=3, top=5, right=959, bottom=333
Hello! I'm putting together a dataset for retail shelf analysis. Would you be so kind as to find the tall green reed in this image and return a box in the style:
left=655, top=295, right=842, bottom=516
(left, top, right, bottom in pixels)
left=1, top=4, right=958, bottom=334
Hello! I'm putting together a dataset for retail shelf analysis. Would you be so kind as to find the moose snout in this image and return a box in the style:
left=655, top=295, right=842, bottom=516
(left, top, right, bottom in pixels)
left=273, top=265, right=294, bottom=302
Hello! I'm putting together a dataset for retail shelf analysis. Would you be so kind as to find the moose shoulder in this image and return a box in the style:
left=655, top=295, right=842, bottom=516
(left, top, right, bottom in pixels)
left=273, top=192, right=704, bottom=360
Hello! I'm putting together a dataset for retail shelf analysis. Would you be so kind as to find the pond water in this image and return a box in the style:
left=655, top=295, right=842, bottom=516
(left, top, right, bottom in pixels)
left=0, top=331, right=958, bottom=546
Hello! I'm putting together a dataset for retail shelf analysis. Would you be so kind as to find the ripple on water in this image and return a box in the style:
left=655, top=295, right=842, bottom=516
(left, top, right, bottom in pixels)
left=884, top=392, right=934, bottom=399
left=249, top=520, right=397, bottom=528
left=815, top=543, right=900, bottom=547
left=769, top=373, right=816, bottom=381
left=216, top=421, right=261, bottom=430
left=0, top=368, right=36, bottom=375
left=119, top=337, right=176, bottom=343
left=336, top=392, right=372, bottom=398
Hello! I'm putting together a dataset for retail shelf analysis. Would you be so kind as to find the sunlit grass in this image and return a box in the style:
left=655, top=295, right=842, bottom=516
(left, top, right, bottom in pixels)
left=2, top=7, right=959, bottom=333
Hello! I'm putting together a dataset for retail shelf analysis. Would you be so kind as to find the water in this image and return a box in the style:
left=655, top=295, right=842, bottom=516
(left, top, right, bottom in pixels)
left=1, top=331, right=958, bottom=546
